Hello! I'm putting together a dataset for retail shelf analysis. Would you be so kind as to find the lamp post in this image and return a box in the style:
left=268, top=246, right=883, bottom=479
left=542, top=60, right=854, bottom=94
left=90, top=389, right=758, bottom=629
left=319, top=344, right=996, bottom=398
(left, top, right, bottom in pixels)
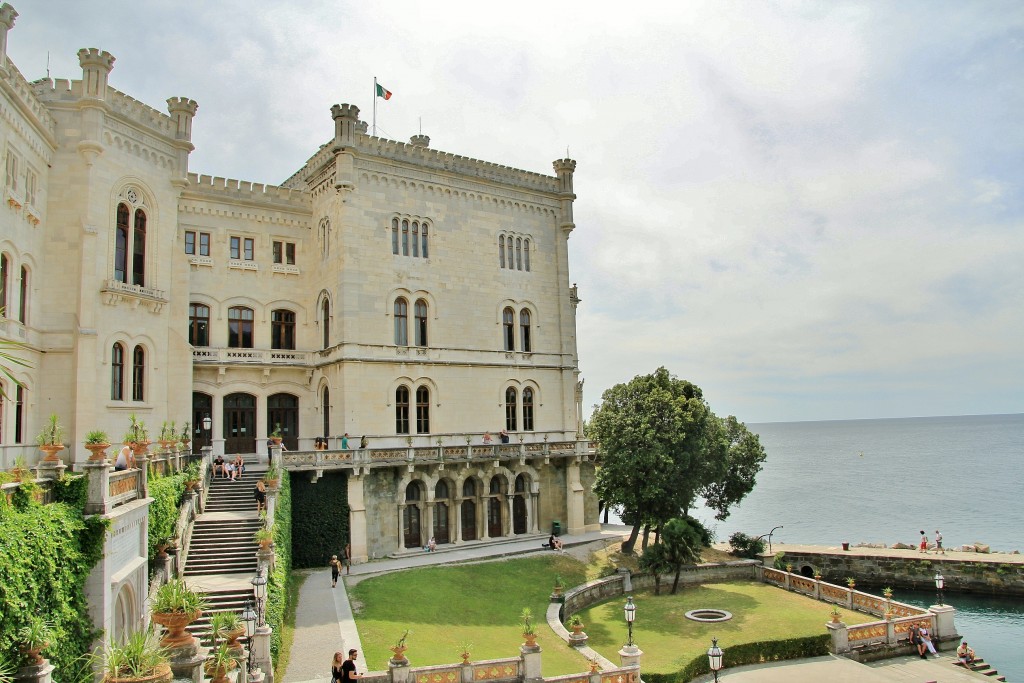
left=767, top=525, right=783, bottom=554
left=934, top=571, right=944, bottom=606
left=252, top=569, right=268, bottom=627
left=624, top=596, right=636, bottom=647
left=242, top=600, right=257, bottom=674
left=707, top=638, right=724, bottom=683
left=202, top=414, right=212, bottom=449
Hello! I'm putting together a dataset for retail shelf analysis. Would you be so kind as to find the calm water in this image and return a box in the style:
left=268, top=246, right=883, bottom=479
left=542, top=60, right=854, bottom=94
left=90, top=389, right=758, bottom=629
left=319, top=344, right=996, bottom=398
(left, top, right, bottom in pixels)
left=685, top=413, right=1024, bottom=681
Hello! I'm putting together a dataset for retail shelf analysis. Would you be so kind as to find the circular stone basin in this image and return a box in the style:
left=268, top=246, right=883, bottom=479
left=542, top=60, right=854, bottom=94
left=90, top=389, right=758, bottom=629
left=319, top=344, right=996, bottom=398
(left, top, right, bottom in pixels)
left=684, top=609, right=733, bottom=623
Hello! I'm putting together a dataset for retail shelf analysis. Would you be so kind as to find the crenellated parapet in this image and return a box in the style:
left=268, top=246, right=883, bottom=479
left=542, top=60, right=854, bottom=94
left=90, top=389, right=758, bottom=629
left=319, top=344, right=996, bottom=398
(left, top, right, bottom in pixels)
left=185, top=172, right=312, bottom=206
left=0, top=2, right=17, bottom=70
left=166, top=97, right=199, bottom=141
left=553, top=157, right=577, bottom=233
left=77, top=47, right=115, bottom=100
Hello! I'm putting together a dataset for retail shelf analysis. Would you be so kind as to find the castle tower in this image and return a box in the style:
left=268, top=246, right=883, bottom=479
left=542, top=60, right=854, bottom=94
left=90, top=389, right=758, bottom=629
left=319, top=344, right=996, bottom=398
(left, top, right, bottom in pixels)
left=410, top=134, right=430, bottom=148
left=77, top=47, right=115, bottom=100
left=0, top=3, right=17, bottom=73
left=553, top=158, right=577, bottom=234
left=166, top=97, right=199, bottom=185
left=330, top=104, right=360, bottom=191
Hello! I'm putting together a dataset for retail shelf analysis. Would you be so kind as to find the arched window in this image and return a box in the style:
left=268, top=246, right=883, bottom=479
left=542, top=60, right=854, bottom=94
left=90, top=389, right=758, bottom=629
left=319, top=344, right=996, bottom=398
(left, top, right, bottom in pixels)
left=394, top=298, right=408, bottom=346
left=515, top=237, right=522, bottom=271
left=228, top=306, right=254, bottom=348
left=416, top=385, right=430, bottom=434
left=132, top=345, right=145, bottom=401
left=522, top=387, right=534, bottom=431
left=489, top=476, right=503, bottom=495
left=414, top=299, right=428, bottom=347
left=18, top=266, right=27, bottom=324
left=401, top=219, right=409, bottom=256
left=392, top=218, right=399, bottom=254
left=505, top=387, right=518, bottom=432
left=463, top=479, right=476, bottom=497
left=322, top=386, right=330, bottom=437
left=503, top=307, right=515, bottom=351
left=132, top=208, right=147, bottom=286
left=320, top=217, right=331, bottom=257
left=411, top=221, right=419, bottom=257
left=111, top=343, right=125, bottom=400
left=506, top=238, right=514, bottom=271
left=189, top=303, right=210, bottom=346
left=115, top=203, right=129, bottom=283
left=421, top=223, right=429, bottom=258
left=321, top=298, right=330, bottom=349
left=519, top=309, right=531, bottom=353
left=0, top=253, right=8, bottom=315
left=524, top=239, right=530, bottom=271
left=436, top=480, right=449, bottom=499
left=14, top=384, right=25, bottom=443
left=499, top=236, right=506, bottom=268
left=396, top=385, right=410, bottom=434
left=271, top=309, right=296, bottom=350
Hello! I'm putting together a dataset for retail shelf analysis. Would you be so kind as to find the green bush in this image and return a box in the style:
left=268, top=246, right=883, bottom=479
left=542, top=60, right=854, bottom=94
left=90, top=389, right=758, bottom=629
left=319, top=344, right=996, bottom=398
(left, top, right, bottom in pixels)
left=0, top=476, right=105, bottom=676
left=643, top=634, right=830, bottom=683
left=728, top=531, right=765, bottom=559
left=267, top=472, right=294, bottom=667
left=289, top=471, right=349, bottom=568
left=147, top=471, right=187, bottom=559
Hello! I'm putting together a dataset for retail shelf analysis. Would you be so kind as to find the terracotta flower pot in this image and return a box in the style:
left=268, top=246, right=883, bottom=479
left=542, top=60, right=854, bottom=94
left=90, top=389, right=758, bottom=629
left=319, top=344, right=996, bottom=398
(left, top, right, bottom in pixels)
left=223, top=625, right=246, bottom=653
left=390, top=645, right=408, bottom=662
left=204, top=659, right=236, bottom=683
left=39, top=444, right=64, bottom=463
left=460, top=652, right=470, bottom=665
left=151, top=610, right=201, bottom=648
left=158, top=440, right=175, bottom=452
left=85, top=442, right=111, bottom=462
left=132, top=441, right=151, bottom=457
left=269, top=437, right=283, bottom=446
left=571, top=624, right=585, bottom=635
left=522, top=633, right=537, bottom=647
left=104, top=662, right=173, bottom=683
left=19, top=643, right=47, bottom=665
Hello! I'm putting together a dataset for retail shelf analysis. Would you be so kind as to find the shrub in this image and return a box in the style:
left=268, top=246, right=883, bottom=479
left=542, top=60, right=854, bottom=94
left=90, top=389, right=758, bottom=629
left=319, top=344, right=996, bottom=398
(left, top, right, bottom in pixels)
left=643, top=634, right=830, bottom=683
left=728, top=532, right=765, bottom=559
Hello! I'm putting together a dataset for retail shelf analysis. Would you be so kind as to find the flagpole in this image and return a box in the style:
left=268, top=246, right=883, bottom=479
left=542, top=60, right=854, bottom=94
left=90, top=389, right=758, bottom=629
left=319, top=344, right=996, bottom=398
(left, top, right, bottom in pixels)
left=373, top=76, right=377, bottom=137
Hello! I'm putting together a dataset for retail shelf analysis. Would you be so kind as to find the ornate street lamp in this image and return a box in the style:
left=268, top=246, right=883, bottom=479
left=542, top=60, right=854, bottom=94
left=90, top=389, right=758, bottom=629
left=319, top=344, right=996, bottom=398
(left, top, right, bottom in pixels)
left=242, top=600, right=257, bottom=674
left=707, top=638, right=724, bottom=683
left=934, top=571, right=945, bottom=606
left=624, top=596, right=636, bottom=647
left=251, top=569, right=268, bottom=628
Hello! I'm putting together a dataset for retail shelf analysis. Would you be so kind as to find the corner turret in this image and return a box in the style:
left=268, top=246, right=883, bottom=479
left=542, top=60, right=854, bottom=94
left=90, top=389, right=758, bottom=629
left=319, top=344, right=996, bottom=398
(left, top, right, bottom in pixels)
left=410, top=134, right=430, bottom=148
left=0, top=3, right=17, bottom=73
left=553, top=158, right=577, bottom=234
left=330, top=103, right=361, bottom=148
left=166, top=97, right=199, bottom=141
left=77, top=48, right=115, bottom=100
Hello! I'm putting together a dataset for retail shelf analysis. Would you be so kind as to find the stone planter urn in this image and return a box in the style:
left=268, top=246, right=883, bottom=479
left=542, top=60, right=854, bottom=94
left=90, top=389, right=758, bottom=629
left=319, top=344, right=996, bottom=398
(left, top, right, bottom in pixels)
left=132, top=440, right=151, bottom=457
left=522, top=633, right=537, bottom=648
left=151, top=610, right=201, bottom=648
left=389, top=645, right=408, bottom=664
left=39, top=444, right=65, bottom=463
left=204, top=660, right=236, bottom=683
left=85, top=442, right=111, bottom=462
left=104, top=662, right=173, bottom=683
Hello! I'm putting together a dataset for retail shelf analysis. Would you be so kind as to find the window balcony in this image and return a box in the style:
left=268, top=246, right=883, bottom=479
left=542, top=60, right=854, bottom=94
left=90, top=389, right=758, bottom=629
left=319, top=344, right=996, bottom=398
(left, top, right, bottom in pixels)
left=101, top=278, right=168, bottom=314
left=192, top=347, right=312, bottom=366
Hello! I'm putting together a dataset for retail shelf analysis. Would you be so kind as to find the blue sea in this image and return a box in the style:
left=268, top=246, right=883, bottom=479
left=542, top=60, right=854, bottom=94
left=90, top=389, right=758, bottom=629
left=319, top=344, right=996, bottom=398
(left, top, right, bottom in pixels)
left=687, top=413, right=1024, bottom=681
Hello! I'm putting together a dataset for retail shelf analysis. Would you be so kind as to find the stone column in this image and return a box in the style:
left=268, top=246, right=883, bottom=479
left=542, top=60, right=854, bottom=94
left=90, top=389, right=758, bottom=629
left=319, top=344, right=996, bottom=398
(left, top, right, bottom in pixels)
left=348, top=474, right=368, bottom=563
left=565, top=460, right=585, bottom=535
left=424, top=500, right=434, bottom=546
left=14, top=659, right=54, bottom=683
left=34, top=459, right=66, bottom=483
left=266, top=487, right=278, bottom=527
left=268, top=444, right=282, bottom=468
left=930, top=605, right=958, bottom=647
left=251, top=626, right=274, bottom=683
left=521, top=643, right=542, bottom=683
left=83, top=461, right=111, bottom=515
left=0, top=4, right=18, bottom=72
left=617, top=568, right=633, bottom=593
left=166, top=637, right=205, bottom=683
left=135, top=454, right=150, bottom=499
left=826, top=621, right=849, bottom=654
left=617, top=645, right=643, bottom=669
left=389, top=657, right=410, bottom=683
left=397, top=503, right=406, bottom=548
left=453, top=497, right=463, bottom=544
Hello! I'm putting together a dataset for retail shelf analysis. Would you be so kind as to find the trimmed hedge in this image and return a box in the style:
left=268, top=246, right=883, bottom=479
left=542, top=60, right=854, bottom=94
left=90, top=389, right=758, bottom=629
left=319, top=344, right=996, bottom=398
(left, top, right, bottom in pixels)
left=289, top=471, right=349, bottom=569
left=644, top=634, right=831, bottom=683
left=268, top=472, right=293, bottom=667
left=0, top=476, right=106, bottom=680
left=147, top=470, right=187, bottom=560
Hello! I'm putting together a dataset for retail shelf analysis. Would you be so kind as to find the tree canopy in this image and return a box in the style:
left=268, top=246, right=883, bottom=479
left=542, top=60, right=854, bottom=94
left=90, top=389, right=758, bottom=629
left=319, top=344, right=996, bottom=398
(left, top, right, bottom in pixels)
left=591, top=367, right=766, bottom=554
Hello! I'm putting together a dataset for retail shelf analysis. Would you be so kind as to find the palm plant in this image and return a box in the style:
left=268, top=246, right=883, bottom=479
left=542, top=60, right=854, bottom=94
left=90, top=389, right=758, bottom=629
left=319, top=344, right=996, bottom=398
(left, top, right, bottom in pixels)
left=103, top=629, right=169, bottom=681
left=150, top=578, right=207, bottom=614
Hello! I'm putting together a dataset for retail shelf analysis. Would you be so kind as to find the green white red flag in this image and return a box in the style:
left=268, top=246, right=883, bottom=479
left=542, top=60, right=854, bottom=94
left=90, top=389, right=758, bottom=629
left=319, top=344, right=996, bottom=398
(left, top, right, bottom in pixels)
left=376, top=83, right=393, bottom=100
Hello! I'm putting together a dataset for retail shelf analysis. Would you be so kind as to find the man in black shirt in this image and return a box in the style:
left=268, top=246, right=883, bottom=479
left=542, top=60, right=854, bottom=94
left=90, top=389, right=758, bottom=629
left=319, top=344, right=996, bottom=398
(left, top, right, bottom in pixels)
left=343, top=649, right=362, bottom=683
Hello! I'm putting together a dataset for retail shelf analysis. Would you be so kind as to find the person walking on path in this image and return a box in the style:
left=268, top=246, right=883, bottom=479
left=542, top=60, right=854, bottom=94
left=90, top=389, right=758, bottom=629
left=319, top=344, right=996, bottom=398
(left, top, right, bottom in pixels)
left=935, top=529, right=944, bottom=554
left=919, top=531, right=929, bottom=553
left=342, top=649, right=363, bottom=683
left=254, top=479, right=267, bottom=514
left=331, top=652, right=345, bottom=682
left=329, top=554, right=342, bottom=588
left=344, top=542, right=352, bottom=574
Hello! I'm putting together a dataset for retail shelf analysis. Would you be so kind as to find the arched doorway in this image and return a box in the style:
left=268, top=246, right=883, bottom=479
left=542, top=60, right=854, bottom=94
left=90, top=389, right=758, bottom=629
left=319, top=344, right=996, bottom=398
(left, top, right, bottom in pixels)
left=224, top=393, right=256, bottom=454
left=461, top=479, right=477, bottom=541
left=267, top=393, right=299, bottom=451
left=112, top=583, right=136, bottom=645
left=192, top=392, right=212, bottom=454
left=513, top=474, right=528, bottom=534
left=433, top=480, right=451, bottom=544
left=403, top=481, right=423, bottom=549
left=487, top=476, right=504, bottom=538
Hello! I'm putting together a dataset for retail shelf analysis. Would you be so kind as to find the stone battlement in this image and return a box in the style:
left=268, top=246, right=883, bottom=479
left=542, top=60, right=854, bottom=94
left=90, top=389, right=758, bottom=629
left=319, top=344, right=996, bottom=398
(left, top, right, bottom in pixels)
left=186, top=172, right=311, bottom=206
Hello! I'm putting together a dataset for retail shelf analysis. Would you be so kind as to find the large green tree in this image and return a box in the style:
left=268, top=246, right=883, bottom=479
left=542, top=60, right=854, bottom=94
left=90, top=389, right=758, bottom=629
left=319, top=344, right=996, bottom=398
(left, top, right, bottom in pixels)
left=591, top=367, right=766, bottom=554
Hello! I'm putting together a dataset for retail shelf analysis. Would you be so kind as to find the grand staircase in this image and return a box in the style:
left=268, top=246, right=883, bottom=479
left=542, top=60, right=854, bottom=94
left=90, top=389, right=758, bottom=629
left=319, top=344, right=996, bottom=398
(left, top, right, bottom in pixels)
left=182, top=460, right=267, bottom=644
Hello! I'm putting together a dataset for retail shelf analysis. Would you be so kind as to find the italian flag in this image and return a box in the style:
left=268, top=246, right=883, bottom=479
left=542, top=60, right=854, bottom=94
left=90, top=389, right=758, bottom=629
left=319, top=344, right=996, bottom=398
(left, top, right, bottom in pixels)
left=376, top=83, right=393, bottom=100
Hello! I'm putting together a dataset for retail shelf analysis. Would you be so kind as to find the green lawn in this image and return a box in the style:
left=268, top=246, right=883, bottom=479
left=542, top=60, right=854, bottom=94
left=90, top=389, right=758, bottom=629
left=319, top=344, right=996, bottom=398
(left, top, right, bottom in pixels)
left=578, top=581, right=877, bottom=673
left=347, top=556, right=879, bottom=677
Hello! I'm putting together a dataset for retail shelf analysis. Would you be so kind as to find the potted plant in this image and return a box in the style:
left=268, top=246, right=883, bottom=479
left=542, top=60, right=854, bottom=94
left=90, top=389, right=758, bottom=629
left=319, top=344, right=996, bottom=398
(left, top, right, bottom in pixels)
left=264, top=463, right=281, bottom=489
left=882, top=586, right=894, bottom=599
left=521, top=607, right=537, bottom=647
left=457, top=641, right=472, bottom=665
left=552, top=574, right=565, bottom=596
left=154, top=536, right=173, bottom=558
left=17, top=618, right=51, bottom=665
left=813, top=571, right=823, bottom=581
left=11, top=455, right=32, bottom=482
left=269, top=423, right=283, bottom=445
left=846, top=577, right=856, bottom=589
left=124, top=414, right=150, bottom=456
left=182, top=461, right=201, bottom=491
left=149, top=578, right=207, bottom=648
left=85, top=429, right=111, bottom=461
left=567, top=614, right=585, bottom=635
left=178, top=421, right=190, bottom=451
left=0, top=653, right=15, bottom=683
left=389, top=629, right=410, bottom=663
left=209, top=611, right=245, bottom=655
left=203, top=642, right=237, bottom=683
left=829, top=606, right=842, bottom=623
left=785, top=562, right=794, bottom=573
left=254, top=526, right=275, bottom=549
left=36, top=413, right=65, bottom=462
left=102, top=629, right=171, bottom=683
left=158, top=421, right=176, bottom=452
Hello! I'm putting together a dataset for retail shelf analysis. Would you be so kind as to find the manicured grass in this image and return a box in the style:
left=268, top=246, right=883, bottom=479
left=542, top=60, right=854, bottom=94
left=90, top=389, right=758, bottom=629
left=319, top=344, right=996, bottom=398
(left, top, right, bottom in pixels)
left=577, top=581, right=877, bottom=673
left=348, top=555, right=590, bottom=675
left=275, top=570, right=309, bottom=680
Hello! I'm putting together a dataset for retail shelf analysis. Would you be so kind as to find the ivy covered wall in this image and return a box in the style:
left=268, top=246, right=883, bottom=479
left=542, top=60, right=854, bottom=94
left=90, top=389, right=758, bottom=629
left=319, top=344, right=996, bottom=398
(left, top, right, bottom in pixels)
left=289, top=471, right=350, bottom=569
left=0, top=477, right=106, bottom=680
left=147, top=470, right=187, bottom=560
left=268, top=472, right=293, bottom=666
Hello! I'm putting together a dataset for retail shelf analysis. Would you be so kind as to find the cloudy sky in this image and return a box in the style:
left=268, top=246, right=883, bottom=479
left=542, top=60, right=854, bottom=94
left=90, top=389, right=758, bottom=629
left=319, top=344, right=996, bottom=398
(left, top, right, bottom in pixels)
left=11, top=1, right=1023, bottom=423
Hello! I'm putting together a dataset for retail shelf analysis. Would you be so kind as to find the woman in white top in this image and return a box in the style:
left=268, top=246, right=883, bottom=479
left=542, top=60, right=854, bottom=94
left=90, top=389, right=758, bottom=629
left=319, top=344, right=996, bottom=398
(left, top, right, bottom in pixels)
left=114, top=444, right=133, bottom=471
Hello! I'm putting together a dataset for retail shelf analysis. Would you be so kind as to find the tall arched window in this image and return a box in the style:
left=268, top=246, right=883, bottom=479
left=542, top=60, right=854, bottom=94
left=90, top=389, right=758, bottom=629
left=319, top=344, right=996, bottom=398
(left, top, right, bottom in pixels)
left=271, top=309, right=296, bottom=350
left=189, top=304, right=210, bottom=346
left=228, top=306, right=254, bottom=348
left=132, top=208, right=147, bottom=286
left=414, top=299, right=428, bottom=347
left=515, top=237, right=523, bottom=271
left=321, top=298, right=330, bottom=349
left=115, top=203, right=129, bottom=283
left=111, top=343, right=125, bottom=400
left=392, top=218, right=399, bottom=254
left=401, top=219, right=409, bottom=256
left=322, top=387, right=330, bottom=437
left=506, top=239, right=514, bottom=270
left=421, top=223, right=429, bottom=258
left=416, top=385, right=430, bottom=434
left=132, top=345, right=145, bottom=401
left=524, top=239, right=531, bottom=271
left=411, top=221, right=419, bottom=257
left=396, top=385, right=410, bottom=434
left=522, top=387, right=534, bottom=431
left=505, top=387, right=518, bottom=432
left=0, top=253, right=8, bottom=315
left=503, top=307, right=515, bottom=351
left=519, top=309, right=531, bottom=353
left=18, top=266, right=27, bottom=324
left=499, top=236, right=506, bottom=268
left=394, top=298, right=408, bottom=346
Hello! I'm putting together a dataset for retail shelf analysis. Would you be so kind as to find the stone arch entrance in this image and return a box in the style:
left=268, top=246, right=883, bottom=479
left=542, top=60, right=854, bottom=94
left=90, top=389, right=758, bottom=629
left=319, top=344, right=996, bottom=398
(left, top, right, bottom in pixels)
left=513, top=473, right=529, bottom=534
left=112, top=582, right=136, bottom=644
left=433, top=479, right=453, bottom=544
left=487, top=475, right=505, bottom=538
left=460, top=478, right=478, bottom=541
left=403, top=480, right=424, bottom=548
left=223, top=392, right=256, bottom=453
